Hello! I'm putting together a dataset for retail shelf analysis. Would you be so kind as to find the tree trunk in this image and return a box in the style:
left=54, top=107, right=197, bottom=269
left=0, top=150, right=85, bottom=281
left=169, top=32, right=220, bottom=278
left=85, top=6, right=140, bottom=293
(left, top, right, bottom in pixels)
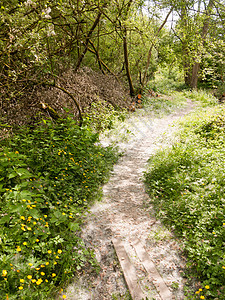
left=123, top=27, right=135, bottom=96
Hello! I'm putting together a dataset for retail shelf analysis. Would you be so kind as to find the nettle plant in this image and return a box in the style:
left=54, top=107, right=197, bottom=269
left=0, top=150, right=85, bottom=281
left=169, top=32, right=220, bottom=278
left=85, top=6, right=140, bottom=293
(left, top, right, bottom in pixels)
left=0, top=118, right=118, bottom=299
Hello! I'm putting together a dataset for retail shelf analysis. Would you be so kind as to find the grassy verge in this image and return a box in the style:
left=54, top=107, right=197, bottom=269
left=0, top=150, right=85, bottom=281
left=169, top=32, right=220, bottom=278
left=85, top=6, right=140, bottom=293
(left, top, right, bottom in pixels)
left=0, top=118, right=119, bottom=299
left=144, top=103, right=225, bottom=299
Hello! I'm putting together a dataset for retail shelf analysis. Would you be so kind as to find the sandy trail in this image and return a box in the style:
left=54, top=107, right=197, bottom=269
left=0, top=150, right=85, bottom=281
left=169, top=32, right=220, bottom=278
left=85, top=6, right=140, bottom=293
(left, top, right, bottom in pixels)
left=64, top=100, right=195, bottom=300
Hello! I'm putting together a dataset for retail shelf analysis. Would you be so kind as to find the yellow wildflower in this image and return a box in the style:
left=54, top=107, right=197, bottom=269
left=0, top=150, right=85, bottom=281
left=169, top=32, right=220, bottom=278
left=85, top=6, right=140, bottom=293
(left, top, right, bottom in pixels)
left=2, top=270, right=7, bottom=277
left=18, top=286, right=23, bottom=290
left=36, top=278, right=43, bottom=285
left=27, top=275, right=32, bottom=279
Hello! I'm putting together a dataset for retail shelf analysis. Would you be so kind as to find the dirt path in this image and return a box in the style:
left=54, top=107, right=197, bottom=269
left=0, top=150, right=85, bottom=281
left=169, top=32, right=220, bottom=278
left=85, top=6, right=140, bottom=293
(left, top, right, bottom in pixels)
left=64, top=100, right=196, bottom=300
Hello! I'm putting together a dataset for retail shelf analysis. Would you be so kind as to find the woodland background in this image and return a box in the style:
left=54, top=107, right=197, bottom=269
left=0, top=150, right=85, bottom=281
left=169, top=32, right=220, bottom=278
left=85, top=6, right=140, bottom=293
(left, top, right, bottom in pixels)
left=1, top=0, right=225, bottom=128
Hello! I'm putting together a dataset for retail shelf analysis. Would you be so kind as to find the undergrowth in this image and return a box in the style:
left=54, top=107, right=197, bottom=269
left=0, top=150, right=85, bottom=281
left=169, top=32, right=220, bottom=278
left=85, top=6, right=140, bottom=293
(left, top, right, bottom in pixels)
left=144, top=105, right=225, bottom=299
left=0, top=118, right=119, bottom=299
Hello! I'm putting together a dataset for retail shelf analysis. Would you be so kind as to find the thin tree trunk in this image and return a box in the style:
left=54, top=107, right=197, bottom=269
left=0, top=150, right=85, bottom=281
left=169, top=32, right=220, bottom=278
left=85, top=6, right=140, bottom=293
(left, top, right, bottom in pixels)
left=75, top=12, right=102, bottom=72
left=123, top=27, right=135, bottom=96
left=87, top=41, right=119, bottom=81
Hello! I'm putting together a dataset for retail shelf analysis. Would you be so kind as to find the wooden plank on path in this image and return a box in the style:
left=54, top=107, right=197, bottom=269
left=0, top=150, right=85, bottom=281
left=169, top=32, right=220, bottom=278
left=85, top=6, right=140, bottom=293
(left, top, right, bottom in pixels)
left=112, top=238, right=145, bottom=300
left=131, top=237, right=173, bottom=300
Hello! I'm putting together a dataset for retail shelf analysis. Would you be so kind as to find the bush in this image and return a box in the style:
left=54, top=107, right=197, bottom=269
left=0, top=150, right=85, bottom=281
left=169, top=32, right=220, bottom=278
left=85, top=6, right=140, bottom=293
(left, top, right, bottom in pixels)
left=0, top=118, right=119, bottom=299
left=144, top=106, right=225, bottom=299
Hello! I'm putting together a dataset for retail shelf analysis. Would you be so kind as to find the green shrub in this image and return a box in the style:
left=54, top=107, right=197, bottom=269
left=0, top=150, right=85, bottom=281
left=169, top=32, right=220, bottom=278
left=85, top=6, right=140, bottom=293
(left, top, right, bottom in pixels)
left=0, top=118, right=119, bottom=299
left=144, top=106, right=225, bottom=299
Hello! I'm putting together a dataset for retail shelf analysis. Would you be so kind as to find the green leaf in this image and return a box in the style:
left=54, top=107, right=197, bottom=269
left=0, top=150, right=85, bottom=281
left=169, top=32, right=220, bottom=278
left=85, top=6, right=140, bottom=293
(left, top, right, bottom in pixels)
left=16, top=168, right=32, bottom=178
left=8, top=172, right=17, bottom=179
left=0, top=214, right=10, bottom=224
left=68, top=222, right=80, bottom=232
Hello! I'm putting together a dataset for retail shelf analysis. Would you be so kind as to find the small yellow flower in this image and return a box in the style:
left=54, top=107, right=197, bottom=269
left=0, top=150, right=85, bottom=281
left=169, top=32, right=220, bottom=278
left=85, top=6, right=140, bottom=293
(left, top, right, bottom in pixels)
left=205, top=285, right=210, bottom=289
left=21, top=226, right=26, bottom=231
left=45, top=262, right=49, bottom=265
left=33, top=221, right=37, bottom=225
left=55, top=256, right=59, bottom=259
left=36, top=278, right=43, bottom=285
left=35, top=268, right=40, bottom=271
left=28, top=263, right=33, bottom=266
left=20, top=216, right=25, bottom=220
left=45, top=279, right=48, bottom=282
left=195, top=291, right=200, bottom=294
left=2, top=270, right=7, bottom=277
left=48, top=250, right=52, bottom=254
left=199, top=288, right=202, bottom=291
left=54, top=261, right=57, bottom=265
left=40, top=272, right=45, bottom=276
left=19, top=286, right=23, bottom=290
left=41, top=264, right=45, bottom=268
left=200, top=296, right=205, bottom=300
left=20, top=279, right=24, bottom=283
left=58, top=249, right=62, bottom=254
left=27, top=227, right=32, bottom=231
left=27, top=275, right=32, bottom=279
left=23, top=242, right=27, bottom=246
left=222, top=266, right=225, bottom=269
left=62, top=295, right=67, bottom=299
left=32, top=279, right=36, bottom=283
left=44, top=215, right=47, bottom=218
left=52, top=273, right=56, bottom=277
left=36, top=239, right=39, bottom=242
left=16, top=247, right=21, bottom=252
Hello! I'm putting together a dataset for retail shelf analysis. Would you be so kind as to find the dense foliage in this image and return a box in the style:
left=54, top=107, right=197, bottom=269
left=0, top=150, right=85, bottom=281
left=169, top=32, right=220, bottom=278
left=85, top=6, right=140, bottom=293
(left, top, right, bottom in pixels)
left=0, top=118, right=119, bottom=299
left=144, top=101, right=225, bottom=299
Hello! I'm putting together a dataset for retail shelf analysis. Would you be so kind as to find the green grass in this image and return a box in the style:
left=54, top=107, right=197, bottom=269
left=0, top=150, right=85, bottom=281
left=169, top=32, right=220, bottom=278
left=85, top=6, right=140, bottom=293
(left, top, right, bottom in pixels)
left=144, top=105, right=225, bottom=299
left=0, top=118, right=119, bottom=299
